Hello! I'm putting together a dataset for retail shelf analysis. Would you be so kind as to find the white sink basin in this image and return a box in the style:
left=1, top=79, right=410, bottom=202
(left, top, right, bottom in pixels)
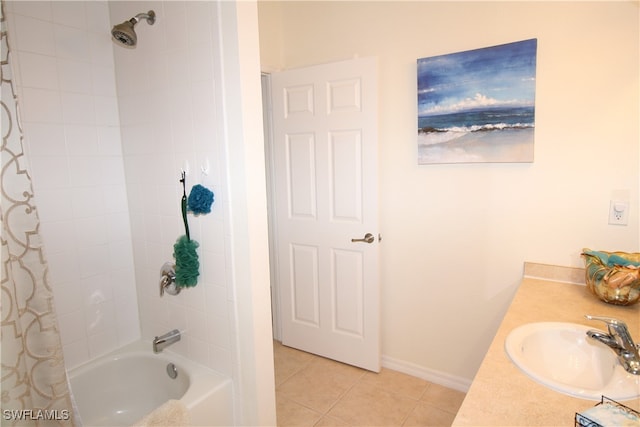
left=505, top=322, right=640, bottom=400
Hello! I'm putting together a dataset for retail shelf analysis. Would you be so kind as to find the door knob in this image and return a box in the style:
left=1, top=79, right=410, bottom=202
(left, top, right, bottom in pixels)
left=351, top=233, right=375, bottom=244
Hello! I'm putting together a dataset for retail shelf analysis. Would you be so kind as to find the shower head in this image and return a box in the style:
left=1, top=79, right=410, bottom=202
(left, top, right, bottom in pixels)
left=111, top=10, right=155, bottom=47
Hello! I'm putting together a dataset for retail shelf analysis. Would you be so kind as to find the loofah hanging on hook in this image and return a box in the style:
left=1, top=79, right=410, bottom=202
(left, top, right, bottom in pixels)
left=174, top=235, right=199, bottom=287
left=187, top=184, right=214, bottom=215
left=173, top=172, right=200, bottom=288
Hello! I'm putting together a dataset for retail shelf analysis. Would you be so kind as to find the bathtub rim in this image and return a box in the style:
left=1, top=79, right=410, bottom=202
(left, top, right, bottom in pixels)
left=67, top=340, right=232, bottom=413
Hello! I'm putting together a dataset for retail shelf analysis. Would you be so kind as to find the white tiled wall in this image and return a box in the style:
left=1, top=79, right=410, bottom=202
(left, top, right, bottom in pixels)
left=5, top=0, right=139, bottom=368
left=6, top=0, right=236, bottom=378
left=109, top=0, right=234, bottom=376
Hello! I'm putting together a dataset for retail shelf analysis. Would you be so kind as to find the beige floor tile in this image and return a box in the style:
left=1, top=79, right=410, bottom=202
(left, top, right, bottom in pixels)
left=277, top=396, right=323, bottom=426
left=313, top=415, right=350, bottom=427
left=361, top=368, right=429, bottom=400
left=403, top=401, right=457, bottom=426
left=277, top=356, right=366, bottom=413
left=273, top=341, right=315, bottom=363
left=328, top=382, right=418, bottom=426
left=274, top=342, right=466, bottom=427
left=274, top=341, right=315, bottom=386
left=308, top=354, right=367, bottom=379
left=421, top=384, right=465, bottom=415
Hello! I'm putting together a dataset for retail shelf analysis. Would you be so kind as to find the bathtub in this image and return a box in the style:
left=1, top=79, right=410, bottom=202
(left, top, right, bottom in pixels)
left=68, top=341, right=233, bottom=426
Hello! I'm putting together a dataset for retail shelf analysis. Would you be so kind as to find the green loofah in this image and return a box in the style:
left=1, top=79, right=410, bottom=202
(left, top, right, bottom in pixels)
left=173, top=235, right=200, bottom=287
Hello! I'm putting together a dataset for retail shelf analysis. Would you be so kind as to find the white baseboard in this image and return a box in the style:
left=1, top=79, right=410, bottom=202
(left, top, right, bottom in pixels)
left=381, top=354, right=472, bottom=393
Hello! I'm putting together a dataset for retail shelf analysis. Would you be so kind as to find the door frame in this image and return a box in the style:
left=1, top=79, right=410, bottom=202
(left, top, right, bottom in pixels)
left=261, top=72, right=282, bottom=342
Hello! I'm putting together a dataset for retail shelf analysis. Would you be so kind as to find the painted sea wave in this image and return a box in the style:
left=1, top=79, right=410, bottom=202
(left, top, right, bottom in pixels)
left=418, top=106, right=535, bottom=146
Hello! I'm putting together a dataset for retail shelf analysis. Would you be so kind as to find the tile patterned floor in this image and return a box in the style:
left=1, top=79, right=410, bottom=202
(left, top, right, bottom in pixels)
left=274, top=341, right=466, bottom=426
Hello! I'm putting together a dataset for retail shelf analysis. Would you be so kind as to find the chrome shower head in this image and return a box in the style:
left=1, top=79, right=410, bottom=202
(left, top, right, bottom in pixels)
left=112, top=20, right=137, bottom=46
left=111, top=10, right=155, bottom=47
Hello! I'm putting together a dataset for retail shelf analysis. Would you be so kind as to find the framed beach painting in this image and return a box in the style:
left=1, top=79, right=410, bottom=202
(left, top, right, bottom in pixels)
left=417, top=39, right=537, bottom=164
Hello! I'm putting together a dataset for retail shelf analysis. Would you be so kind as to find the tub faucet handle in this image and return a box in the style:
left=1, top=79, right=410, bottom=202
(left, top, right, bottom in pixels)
left=160, top=262, right=180, bottom=297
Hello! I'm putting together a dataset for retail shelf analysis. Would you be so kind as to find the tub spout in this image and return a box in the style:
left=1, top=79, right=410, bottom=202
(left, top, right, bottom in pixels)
left=153, top=329, right=181, bottom=353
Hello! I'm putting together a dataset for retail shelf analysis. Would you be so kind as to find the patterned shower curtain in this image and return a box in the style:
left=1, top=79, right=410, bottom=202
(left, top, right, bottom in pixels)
left=1, top=2, right=77, bottom=426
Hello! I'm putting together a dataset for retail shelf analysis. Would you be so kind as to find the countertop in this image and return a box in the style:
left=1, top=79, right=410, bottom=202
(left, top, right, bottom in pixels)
left=453, top=264, right=640, bottom=426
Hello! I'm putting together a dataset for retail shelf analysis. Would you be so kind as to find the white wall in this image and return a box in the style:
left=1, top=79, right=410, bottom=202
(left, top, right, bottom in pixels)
left=258, top=1, right=639, bottom=384
left=5, top=0, right=140, bottom=368
left=216, top=2, right=277, bottom=422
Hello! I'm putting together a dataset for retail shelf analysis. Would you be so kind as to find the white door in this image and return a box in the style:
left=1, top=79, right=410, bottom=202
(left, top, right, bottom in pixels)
left=270, top=57, right=380, bottom=372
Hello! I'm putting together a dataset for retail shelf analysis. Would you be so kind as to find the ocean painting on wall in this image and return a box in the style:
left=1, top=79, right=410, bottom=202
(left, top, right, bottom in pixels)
left=417, top=39, right=537, bottom=164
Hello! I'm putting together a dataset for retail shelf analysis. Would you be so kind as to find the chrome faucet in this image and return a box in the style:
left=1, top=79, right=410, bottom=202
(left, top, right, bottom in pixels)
left=585, top=315, right=640, bottom=375
left=153, top=329, right=181, bottom=353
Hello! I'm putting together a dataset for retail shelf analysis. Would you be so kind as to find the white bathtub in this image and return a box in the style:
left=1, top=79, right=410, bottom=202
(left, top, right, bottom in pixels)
left=68, top=341, right=233, bottom=426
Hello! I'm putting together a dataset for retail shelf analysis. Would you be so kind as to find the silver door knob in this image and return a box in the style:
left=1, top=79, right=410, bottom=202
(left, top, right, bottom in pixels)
left=351, top=233, right=375, bottom=244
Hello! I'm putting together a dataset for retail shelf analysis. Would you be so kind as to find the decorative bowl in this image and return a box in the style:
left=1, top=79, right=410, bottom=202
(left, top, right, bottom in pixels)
left=582, top=249, right=640, bottom=306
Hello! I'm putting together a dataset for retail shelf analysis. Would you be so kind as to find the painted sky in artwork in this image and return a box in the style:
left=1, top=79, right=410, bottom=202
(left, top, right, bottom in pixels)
left=417, top=39, right=537, bottom=117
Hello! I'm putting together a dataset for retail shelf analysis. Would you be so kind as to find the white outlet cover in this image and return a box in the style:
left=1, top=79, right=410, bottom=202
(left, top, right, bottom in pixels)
left=608, top=200, right=629, bottom=225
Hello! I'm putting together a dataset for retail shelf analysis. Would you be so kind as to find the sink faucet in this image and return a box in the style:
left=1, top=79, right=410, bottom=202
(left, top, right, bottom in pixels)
left=585, top=315, right=640, bottom=375
left=153, top=329, right=181, bottom=353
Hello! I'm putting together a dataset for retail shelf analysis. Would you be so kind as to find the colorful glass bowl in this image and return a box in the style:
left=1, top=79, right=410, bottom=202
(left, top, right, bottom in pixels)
left=582, top=249, right=640, bottom=306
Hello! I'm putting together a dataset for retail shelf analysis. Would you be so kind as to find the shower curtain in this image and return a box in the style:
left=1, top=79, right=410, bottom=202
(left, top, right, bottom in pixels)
left=1, top=2, right=77, bottom=426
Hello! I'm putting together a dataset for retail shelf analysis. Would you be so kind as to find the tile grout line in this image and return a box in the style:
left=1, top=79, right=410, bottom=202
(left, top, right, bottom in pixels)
left=399, top=398, right=422, bottom=427
left=318, top=368, right=369, bottom=425
left=399, top=381, right=433, bottom=426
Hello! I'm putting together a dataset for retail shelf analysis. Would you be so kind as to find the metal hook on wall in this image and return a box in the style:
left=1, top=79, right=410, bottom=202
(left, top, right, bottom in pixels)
left=200, top=158, right=210, bottom=177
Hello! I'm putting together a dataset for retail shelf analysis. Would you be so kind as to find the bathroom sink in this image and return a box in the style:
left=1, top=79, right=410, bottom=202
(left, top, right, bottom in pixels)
left=505, top=322, right=640, bottom=400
